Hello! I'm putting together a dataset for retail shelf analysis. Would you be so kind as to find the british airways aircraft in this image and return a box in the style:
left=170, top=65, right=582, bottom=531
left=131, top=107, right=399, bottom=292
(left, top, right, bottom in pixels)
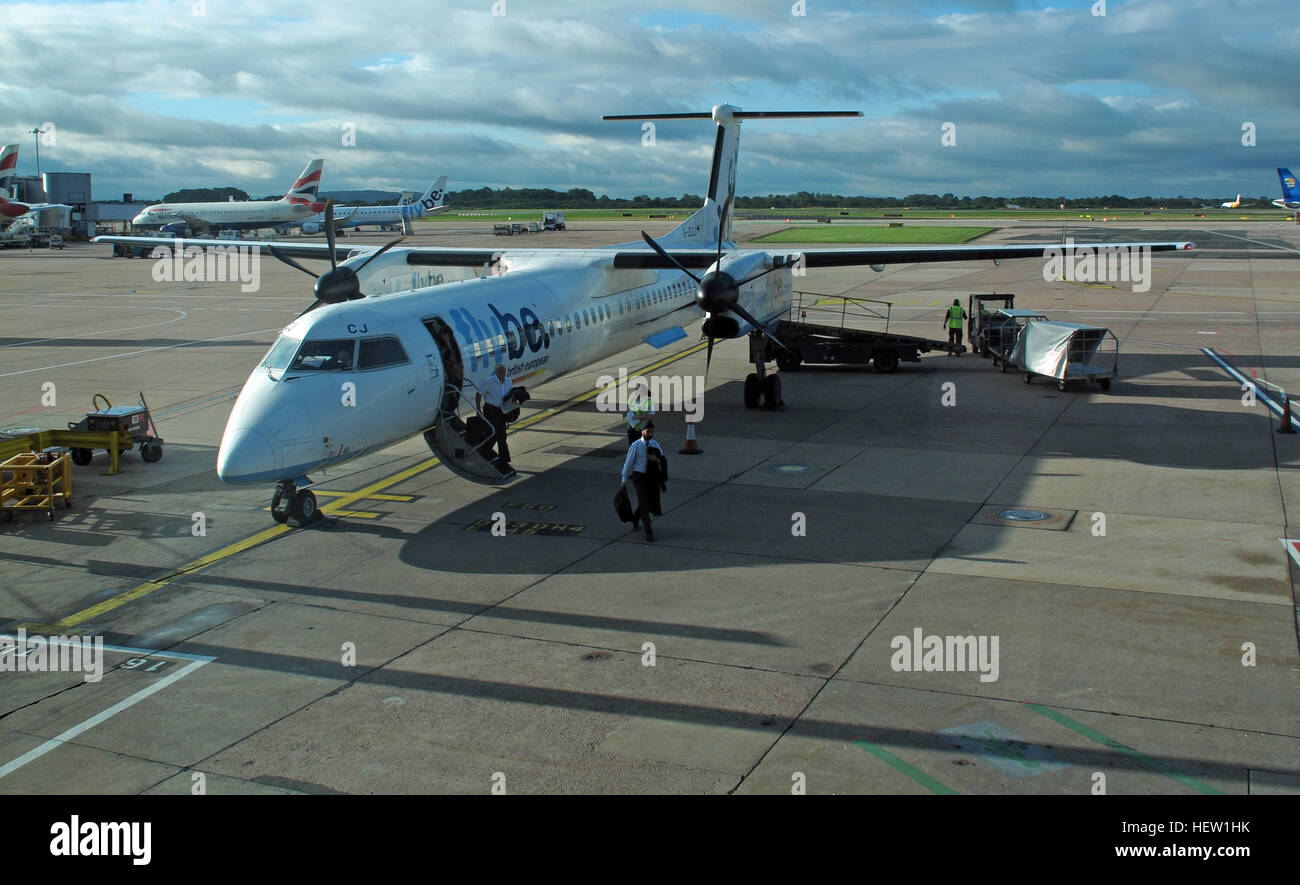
left=130, top=159, right=326, bottom=235
left=96, top=105, right=1194, bottom=526
left=0, top=144, right=71, bottom=224
left=299, top=176, right=449, bottom=235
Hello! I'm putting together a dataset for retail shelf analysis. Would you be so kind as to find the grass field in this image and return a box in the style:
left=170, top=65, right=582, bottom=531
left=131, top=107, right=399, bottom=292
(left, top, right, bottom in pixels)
left=756, top=225, right=995, bottom=244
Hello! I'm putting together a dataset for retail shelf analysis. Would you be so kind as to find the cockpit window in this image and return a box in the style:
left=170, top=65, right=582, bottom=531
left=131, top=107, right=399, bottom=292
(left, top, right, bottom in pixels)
left=290, top=339, right=356, bottom=370
left=357, top=336, right=409, bottom=369
left=261, top=335, right=302, bottom=371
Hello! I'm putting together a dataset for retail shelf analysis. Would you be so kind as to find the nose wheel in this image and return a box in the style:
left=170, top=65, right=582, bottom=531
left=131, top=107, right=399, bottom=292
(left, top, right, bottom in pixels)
left=271, top=481, right=320, bottom=526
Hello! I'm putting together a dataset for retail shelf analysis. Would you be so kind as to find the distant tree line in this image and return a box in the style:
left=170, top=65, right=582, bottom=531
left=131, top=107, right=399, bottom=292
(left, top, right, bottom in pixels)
left=161, top=185, right=1271, bottom=209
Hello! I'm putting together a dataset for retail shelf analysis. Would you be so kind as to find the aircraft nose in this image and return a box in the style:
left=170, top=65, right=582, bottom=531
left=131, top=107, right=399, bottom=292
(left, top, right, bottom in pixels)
left=216, top=426, right=276, bottom=483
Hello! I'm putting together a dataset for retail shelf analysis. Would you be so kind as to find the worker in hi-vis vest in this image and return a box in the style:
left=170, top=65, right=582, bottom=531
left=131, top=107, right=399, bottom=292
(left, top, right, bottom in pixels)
left=625, top=383, right=656, bottom=445
left=941, top=298, right=968, bottom=356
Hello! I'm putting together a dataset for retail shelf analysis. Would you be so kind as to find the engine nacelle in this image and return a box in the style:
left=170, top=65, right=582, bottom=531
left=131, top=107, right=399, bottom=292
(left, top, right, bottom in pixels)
left=702, top=316, right=740, bottom=339
left=301, top=222, right=323, bottom=235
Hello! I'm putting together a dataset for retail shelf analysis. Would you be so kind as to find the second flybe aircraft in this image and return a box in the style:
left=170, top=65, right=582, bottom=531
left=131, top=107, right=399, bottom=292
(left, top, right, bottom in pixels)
left=131, top=159, right=326, bottom=235
left=298, top=176, right=449, bottom=235
left=97, top=105, right=1194, bottom=526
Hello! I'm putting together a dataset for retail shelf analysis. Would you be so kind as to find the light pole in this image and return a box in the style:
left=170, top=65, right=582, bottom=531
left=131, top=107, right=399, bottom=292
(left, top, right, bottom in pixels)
left=28, top=126, right=48, bottom=178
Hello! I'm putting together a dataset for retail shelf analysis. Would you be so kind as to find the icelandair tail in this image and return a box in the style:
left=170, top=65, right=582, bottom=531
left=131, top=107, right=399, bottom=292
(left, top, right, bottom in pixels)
left=1278, top=168, right=1299, bottom=204
left=284, top=159, right=326, bottom=212
left=603, top=105, right=861, bottom=247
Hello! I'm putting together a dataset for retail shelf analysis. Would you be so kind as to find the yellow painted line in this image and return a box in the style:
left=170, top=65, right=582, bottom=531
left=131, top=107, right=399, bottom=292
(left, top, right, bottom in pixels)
left=42, top=342, right=710, bottom=630
left=309, top=490, right=414, bottom=501
left=327, top=509, right=381, bottom=519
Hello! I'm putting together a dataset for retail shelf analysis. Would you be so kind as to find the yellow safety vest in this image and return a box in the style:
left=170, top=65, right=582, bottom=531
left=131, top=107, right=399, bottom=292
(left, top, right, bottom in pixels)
left=948, top=305, right=964, bottom=328
left=628, top=398, right=654, bottom=429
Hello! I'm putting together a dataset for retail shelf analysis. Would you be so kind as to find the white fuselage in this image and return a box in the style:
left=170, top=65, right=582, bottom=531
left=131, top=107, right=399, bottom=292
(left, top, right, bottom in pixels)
left=133, top=198, right=316, bottom=231
left=216, top=244, right=790, bottom=483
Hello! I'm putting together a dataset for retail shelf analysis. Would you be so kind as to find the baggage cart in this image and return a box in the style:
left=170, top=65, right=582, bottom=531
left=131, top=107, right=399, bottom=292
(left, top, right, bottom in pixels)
left=1010, top=321, right=1119, bottom=391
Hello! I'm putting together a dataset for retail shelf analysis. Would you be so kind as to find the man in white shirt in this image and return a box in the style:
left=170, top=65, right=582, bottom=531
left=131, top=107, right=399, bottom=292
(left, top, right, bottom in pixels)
left=620, top=422, right=667, bottom=541
left=476, top=363, right=513, bottom=470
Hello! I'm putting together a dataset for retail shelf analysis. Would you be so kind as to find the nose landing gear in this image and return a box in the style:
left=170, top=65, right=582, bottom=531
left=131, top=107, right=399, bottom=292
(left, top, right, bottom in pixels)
left=271, top=480, right=319, bottom=527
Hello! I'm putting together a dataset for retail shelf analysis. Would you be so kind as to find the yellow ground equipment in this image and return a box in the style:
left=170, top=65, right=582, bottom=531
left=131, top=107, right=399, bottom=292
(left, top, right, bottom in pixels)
left=1, top=451, right=72, bottom=521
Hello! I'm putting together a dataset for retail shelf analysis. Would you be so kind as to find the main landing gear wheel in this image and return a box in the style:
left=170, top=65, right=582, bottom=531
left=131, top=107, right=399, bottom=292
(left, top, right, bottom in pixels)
left=1023, top=372, right=1033, bottom=384
left=873, top=349, right=900, bottom=374
left=744, top=374, right=761, bottom=409
left=1099, top=379, right=1111, bottom=391
left=763, top=374, right=783, bottom=410
left=290, top=489, right=318, bottom=526
left=775, top=349, right=802, bottom=372
left=1057, top=379, right=1068, bottom=392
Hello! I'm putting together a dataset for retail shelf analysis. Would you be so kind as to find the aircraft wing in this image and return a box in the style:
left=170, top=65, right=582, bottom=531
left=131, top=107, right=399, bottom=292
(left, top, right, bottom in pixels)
left=92, top=235, right=500, bottom=267
left=610, top=241, right=1195, bottom=270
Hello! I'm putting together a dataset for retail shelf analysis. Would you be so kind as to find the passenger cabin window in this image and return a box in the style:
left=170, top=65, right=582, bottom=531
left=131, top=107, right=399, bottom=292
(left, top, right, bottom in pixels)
left=358, top=336, right=409, bottom=369
left=291, top=339, right=355, bottom=370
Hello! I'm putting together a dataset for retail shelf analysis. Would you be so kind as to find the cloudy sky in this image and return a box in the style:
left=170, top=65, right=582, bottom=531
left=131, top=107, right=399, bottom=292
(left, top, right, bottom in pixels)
left=1, top=0, right=1295, bottom=200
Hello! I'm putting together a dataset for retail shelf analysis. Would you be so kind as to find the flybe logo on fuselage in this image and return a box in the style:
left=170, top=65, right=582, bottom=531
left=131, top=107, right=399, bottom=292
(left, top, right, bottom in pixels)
left=448, top=302, right=550, bottom=371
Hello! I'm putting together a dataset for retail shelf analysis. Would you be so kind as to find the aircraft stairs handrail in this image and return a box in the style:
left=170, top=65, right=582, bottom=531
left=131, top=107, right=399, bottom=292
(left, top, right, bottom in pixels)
left=422, top=378, right=518, bottom=484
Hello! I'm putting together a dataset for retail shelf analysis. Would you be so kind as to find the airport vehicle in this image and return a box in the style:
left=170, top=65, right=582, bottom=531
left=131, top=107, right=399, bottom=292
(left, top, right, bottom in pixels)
left=299, top=176, right=449, bottom=235
left=986, top=309, right=1048, bottom=373
left=1220, top=194, right=1243, bottom=209
left=130, top=159, right=326, bottom=235
left=765, top=294, right=962, bottom=378
left=1274, top=168, right=1299, bottom=216
left=492, top=223, right=513, bottom=236
left=67, top=393, right=164, bottom=465
left=528, top=222, right=541, bottom=233
left=510, top=222, right=528, bottom=234
left=967, top=293, right=1017, bottom=357
left=95, top=103, right=1194, bottom=525
left=544, top=212, right=566, bottom=230
left=1011, top=321, right=1118, bottom=391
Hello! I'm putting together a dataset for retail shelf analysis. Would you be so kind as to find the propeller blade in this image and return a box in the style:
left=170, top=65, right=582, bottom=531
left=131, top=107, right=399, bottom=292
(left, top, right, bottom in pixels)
left=294, top=299, right=324, bottom=319
left=352, top=236, right=405, bottom=274
left=731, top=303, right=788, bottom=351
left=640, top=231, right=701, bottom=283
left=268, top=245, right=319, bottom=279
left=704, top=333, right=716, bottom=385
left=324, top=198, right=338, bottom=271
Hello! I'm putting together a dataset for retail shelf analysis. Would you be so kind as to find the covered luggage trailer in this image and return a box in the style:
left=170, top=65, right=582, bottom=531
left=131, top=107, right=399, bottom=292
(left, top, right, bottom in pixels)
left=1011, top=321, right=1119, bottom=391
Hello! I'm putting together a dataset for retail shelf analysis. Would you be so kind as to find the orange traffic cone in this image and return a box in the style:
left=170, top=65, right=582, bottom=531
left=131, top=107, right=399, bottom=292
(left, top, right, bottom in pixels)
left=679, top=422, right=702, bottom=455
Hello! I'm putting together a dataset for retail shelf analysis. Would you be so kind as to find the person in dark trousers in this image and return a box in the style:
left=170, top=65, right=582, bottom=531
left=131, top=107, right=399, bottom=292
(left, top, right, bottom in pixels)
left=620, top=422, right=667, bottom=542
left=941, top=298, right=967, bottom=355
left=476, top=363, right=513, bottom=471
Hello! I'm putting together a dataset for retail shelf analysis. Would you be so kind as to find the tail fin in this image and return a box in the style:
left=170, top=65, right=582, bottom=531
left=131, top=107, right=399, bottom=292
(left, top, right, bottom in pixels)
left=283, top=159, right=325, bottom=212
left=0, top=144, right=19, bottom=197
left=416, top=175, right=448, bottom=214
left=603, top=106, right=860, bottom=247
left=1279, top=169, right=1299, bottom=202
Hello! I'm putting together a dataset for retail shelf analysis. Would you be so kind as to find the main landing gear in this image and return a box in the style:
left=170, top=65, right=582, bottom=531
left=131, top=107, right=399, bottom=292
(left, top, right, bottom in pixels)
left=271, top=479, right=320, bottom=527
left=743, top=331, right=785, bottom=410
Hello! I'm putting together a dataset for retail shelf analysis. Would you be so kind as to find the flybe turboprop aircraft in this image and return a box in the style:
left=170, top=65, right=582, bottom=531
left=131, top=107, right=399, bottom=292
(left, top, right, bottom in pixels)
left=130, top=159, right=326, bottom=235
left=298, top=176, right=450, bottom=235
left=96, top=105, right=1195, bottom=526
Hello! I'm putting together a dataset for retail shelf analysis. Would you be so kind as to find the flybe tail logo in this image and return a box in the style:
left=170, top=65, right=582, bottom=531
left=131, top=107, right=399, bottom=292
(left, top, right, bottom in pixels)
left=449, top=302, right=550, bottom=371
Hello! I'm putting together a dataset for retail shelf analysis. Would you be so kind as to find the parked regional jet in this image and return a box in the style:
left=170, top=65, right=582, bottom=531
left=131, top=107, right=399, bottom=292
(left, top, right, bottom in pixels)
left=1220, top=194, right=1243, bottom=209
left=1273, top=168, right=1299, bottom=216
left=95, top=105, right=1195, bottom=525
left=299, top=177, right=449, bottom=235
left=0, top=144, right=71, bottom=224
left=130, top=159, right=326, bottom=235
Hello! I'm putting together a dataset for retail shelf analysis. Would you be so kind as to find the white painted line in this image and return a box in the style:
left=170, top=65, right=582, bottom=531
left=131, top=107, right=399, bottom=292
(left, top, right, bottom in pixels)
left=0, top=309, right=188, bottom=349
left=0, top=651, right=214, bottom=779
left=0, top=327, right=284, bottom=378
left=1278, top=538, right=1300, bottom=569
